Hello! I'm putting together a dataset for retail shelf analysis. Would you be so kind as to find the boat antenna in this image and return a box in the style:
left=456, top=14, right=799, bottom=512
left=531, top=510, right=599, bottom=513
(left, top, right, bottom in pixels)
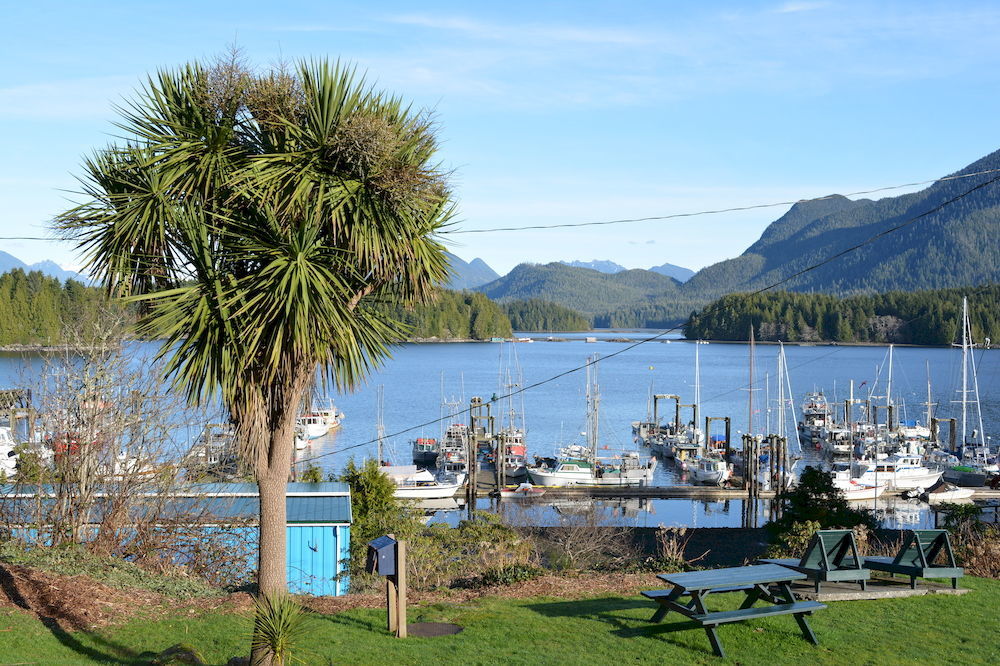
left=376, top=384, right=385, bottom=464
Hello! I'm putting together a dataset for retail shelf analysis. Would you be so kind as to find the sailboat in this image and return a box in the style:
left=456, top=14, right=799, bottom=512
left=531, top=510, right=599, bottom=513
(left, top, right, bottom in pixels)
left=495, top=341, right=529, bottom=481
left=528, top=355, right=657, bottom=487
left=937, top=297, right=997, bottom=486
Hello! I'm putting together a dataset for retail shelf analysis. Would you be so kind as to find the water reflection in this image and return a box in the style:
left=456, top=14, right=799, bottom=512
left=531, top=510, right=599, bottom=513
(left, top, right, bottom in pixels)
left=419, top=494, right=942, bottom=530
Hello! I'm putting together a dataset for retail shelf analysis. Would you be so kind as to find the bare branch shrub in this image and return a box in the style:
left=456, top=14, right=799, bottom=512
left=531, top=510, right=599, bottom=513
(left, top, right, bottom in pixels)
left=0, top=308, right=256, bottom=588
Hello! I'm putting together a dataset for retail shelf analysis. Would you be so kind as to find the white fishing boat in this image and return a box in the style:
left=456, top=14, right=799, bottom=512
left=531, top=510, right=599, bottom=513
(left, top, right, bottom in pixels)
left=830, top=465, right=886, bottom=500
left=852, top=453, right=942, bottom=490
left=800, top=391, right=830, bottom=432
left=437, top=423, right=471, bottom=475
left=688, top=456, right=731, bottom=486
left=296, top=412, right=329, bottom=440
left=382, top=465, right=465, bottom=499
left=312, top=398, right=343, bottom=431
left=0, top=426, right=18, bottom=479
left=528, top=446, right=657, bottom=487
left=529, top=356, right=657, bottom=487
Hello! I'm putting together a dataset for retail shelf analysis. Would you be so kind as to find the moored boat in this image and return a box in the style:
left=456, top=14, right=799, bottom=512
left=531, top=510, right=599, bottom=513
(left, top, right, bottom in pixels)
left=920, top=479, right=976, bottom=503
left=381, top=465, right=465, bottom=499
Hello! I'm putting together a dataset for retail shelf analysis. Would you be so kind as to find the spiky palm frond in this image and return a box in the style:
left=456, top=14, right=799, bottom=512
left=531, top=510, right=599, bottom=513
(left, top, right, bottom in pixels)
left=56, top=59, right=452, bottom=411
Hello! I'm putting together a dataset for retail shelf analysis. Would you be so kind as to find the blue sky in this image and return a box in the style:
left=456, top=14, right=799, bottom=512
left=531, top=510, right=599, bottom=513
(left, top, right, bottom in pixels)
left=3, top=1, right=1000, bottom=275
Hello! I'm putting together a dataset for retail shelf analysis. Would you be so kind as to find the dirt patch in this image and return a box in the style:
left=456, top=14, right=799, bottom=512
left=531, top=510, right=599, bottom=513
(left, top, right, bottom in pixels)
left=0, top=563, right=251, bottom=631
left=303, top=571, right=662, bottom=616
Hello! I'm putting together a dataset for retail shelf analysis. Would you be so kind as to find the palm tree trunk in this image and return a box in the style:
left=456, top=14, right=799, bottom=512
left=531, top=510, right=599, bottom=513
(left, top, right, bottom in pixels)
left=251, top=377, right=307, bottom=665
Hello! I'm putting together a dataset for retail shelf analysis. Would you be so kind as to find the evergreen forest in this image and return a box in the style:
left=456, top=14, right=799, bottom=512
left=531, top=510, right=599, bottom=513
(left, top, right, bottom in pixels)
left=0, top=270, right=105, bottom=346
left=683, top=285, right=1000, bottom=345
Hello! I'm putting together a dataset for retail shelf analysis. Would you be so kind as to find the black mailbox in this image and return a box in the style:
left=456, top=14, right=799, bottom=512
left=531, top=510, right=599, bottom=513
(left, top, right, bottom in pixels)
left=366, top=535, right=397, bottom=576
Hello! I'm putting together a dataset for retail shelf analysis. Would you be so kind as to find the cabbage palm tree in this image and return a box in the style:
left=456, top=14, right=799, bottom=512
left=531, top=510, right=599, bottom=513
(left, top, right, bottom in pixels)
left=56, top=58, right=451, bottom=610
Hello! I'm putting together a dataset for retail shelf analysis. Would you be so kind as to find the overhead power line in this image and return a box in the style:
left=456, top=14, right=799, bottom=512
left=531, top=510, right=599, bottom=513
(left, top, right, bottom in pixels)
left=293, top=171, right=1000, bottom=466
left=444, top=168, right=1000, bottom=234
left=3, top=168, right=1000, bottom=242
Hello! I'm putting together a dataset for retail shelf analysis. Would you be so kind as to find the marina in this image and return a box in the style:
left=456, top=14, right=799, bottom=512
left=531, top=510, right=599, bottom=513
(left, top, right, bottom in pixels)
left=1, top=326, right=997, bottom=531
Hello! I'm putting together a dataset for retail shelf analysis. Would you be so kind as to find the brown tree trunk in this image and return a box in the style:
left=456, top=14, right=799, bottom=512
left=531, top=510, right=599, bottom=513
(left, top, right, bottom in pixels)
left=250, top=374, right=308, bottom=666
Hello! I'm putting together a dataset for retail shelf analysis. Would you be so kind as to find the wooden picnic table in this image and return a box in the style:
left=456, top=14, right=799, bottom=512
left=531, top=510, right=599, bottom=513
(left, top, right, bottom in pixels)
left=642, top=563, right=827, bottom=658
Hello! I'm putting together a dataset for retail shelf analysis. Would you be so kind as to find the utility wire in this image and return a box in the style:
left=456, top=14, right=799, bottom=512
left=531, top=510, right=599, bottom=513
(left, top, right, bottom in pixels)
left=5, top=168, right=1000, bottom=243
left=444, top=168, right=1000, bottom=234
left=294, top=172, right=1000, bottom=466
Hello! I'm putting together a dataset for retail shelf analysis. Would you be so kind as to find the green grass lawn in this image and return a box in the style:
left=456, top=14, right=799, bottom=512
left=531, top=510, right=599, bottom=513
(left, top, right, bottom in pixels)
left=2, top=577, right=997, bottom=665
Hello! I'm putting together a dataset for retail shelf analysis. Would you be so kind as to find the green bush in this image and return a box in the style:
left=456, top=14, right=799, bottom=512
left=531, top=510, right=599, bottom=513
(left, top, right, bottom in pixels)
left=479, top=563, right=542, bottom=587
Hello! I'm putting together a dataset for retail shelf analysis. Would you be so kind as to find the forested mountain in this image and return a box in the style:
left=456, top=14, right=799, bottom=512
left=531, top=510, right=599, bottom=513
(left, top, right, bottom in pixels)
left=480, top=149, right=1000, bottom=328
left=503, top=299, right=591, bottom=331
left=685, top=150, right=1000, bottom=297
left=684, top=285, right=1000, bottom=345
left=384, top=289, right=512, bottom=340
left=476, top=262, right=682, bottom=317
left=0, top=269, right=105, bottom=345
left=443, top=252, right=500, bottom=290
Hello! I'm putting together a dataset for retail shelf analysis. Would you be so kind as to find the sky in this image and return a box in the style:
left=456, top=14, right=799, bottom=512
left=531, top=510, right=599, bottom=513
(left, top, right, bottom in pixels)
left=3, top=1, right=1000, bottom=275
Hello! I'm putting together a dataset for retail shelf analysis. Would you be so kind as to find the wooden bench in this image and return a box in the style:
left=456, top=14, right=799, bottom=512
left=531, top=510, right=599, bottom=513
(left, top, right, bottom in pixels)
left=865, top=529, right=964, bottom=589
left=759, top=528, right=869, bottom=592
left=642, top=564, right=827, bottom=658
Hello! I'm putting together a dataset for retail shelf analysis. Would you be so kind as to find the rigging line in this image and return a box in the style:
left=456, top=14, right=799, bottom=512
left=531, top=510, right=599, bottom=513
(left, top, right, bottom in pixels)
left=444, top=167, right=1000, bottom=235
left=291, top=173, right=1000, bottom=466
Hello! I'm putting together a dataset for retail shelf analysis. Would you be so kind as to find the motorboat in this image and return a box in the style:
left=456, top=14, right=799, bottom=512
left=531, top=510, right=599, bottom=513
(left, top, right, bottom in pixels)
left=528, top=446, right=657, bottom=487
left=830, top=465, right=886, bottom=500
left=296, top=412, right=330, bottom=440
left=382, top=465, right=465, bottom=499
left=688, top=456, right=731, bottom=486
left=411, top=437, right=439, bottom=466
left=436, top=423, right=471, bottom=475
left=852, top=453, right=942, bottom=490
left=920, top=479, right=976, bottom=503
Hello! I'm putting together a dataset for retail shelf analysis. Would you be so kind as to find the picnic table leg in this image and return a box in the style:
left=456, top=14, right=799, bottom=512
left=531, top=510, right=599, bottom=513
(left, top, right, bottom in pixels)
left=689, top=591, right=727, bottom=658
left=648, top=587, right=683, bottom=623
left=738, top=585, right=763, bottom=609
left=778, top=582, right=820, bottom=646
left=704, top=624, right=727, bottom=659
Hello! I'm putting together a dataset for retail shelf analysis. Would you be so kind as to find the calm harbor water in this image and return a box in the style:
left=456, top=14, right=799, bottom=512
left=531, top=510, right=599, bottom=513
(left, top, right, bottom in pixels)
left=2, top=331, right=997, bottom=530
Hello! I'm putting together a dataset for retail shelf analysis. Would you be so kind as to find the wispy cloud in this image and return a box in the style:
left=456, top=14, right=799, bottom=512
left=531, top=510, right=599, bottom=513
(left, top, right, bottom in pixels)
left=387, top=14, right=650, bottom=45
left=0, top=76, right=135, bottom=120
left=773, top=1, right=830, bottom=13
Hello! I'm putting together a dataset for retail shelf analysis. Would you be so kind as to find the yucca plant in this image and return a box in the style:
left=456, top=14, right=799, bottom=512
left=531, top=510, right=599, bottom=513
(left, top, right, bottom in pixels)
left=251, top=593, right=313, bottom=666
left=56, top=52, right=453, bottom=663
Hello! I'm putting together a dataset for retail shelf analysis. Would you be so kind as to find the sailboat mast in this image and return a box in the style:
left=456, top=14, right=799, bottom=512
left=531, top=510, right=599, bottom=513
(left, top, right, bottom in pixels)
left=925, top=360, right=933, bottom=429
left=765, top=372, right=771, bottom=434
left=694, top=343, right=701, bottom=431
left=748, top=326, right=755, bottom=435
left=961, top=297, right=969, bottom=454
left=887, top=344, right=894, bottom=429
left=376, top=384, right=385, bottom=464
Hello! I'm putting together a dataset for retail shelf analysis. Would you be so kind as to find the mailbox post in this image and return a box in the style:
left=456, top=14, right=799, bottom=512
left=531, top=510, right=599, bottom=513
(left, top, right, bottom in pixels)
left=367, top=535, right=407, bottom=638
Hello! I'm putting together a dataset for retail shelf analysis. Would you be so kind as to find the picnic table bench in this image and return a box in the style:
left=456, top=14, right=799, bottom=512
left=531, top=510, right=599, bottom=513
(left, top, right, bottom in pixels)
left=642, top=563, right=827, bottom=658
left=759, top=528, right=869, bottom=592
left=865, top=529, right=964, bottom=589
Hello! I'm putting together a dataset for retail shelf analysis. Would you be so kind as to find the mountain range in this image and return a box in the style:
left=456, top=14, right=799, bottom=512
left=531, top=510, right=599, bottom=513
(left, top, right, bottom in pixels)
left=561, top=259, right=694, bottom=282
left=473, top=147, right=1000, bottom=326
left=0, top=250, right=89, bottom=283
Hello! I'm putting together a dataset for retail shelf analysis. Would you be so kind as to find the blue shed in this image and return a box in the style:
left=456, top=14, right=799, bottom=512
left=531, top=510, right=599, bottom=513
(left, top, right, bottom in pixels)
left=188, top=482, right=353, bottom=596
left=0, top=482, right=353, bottom=596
